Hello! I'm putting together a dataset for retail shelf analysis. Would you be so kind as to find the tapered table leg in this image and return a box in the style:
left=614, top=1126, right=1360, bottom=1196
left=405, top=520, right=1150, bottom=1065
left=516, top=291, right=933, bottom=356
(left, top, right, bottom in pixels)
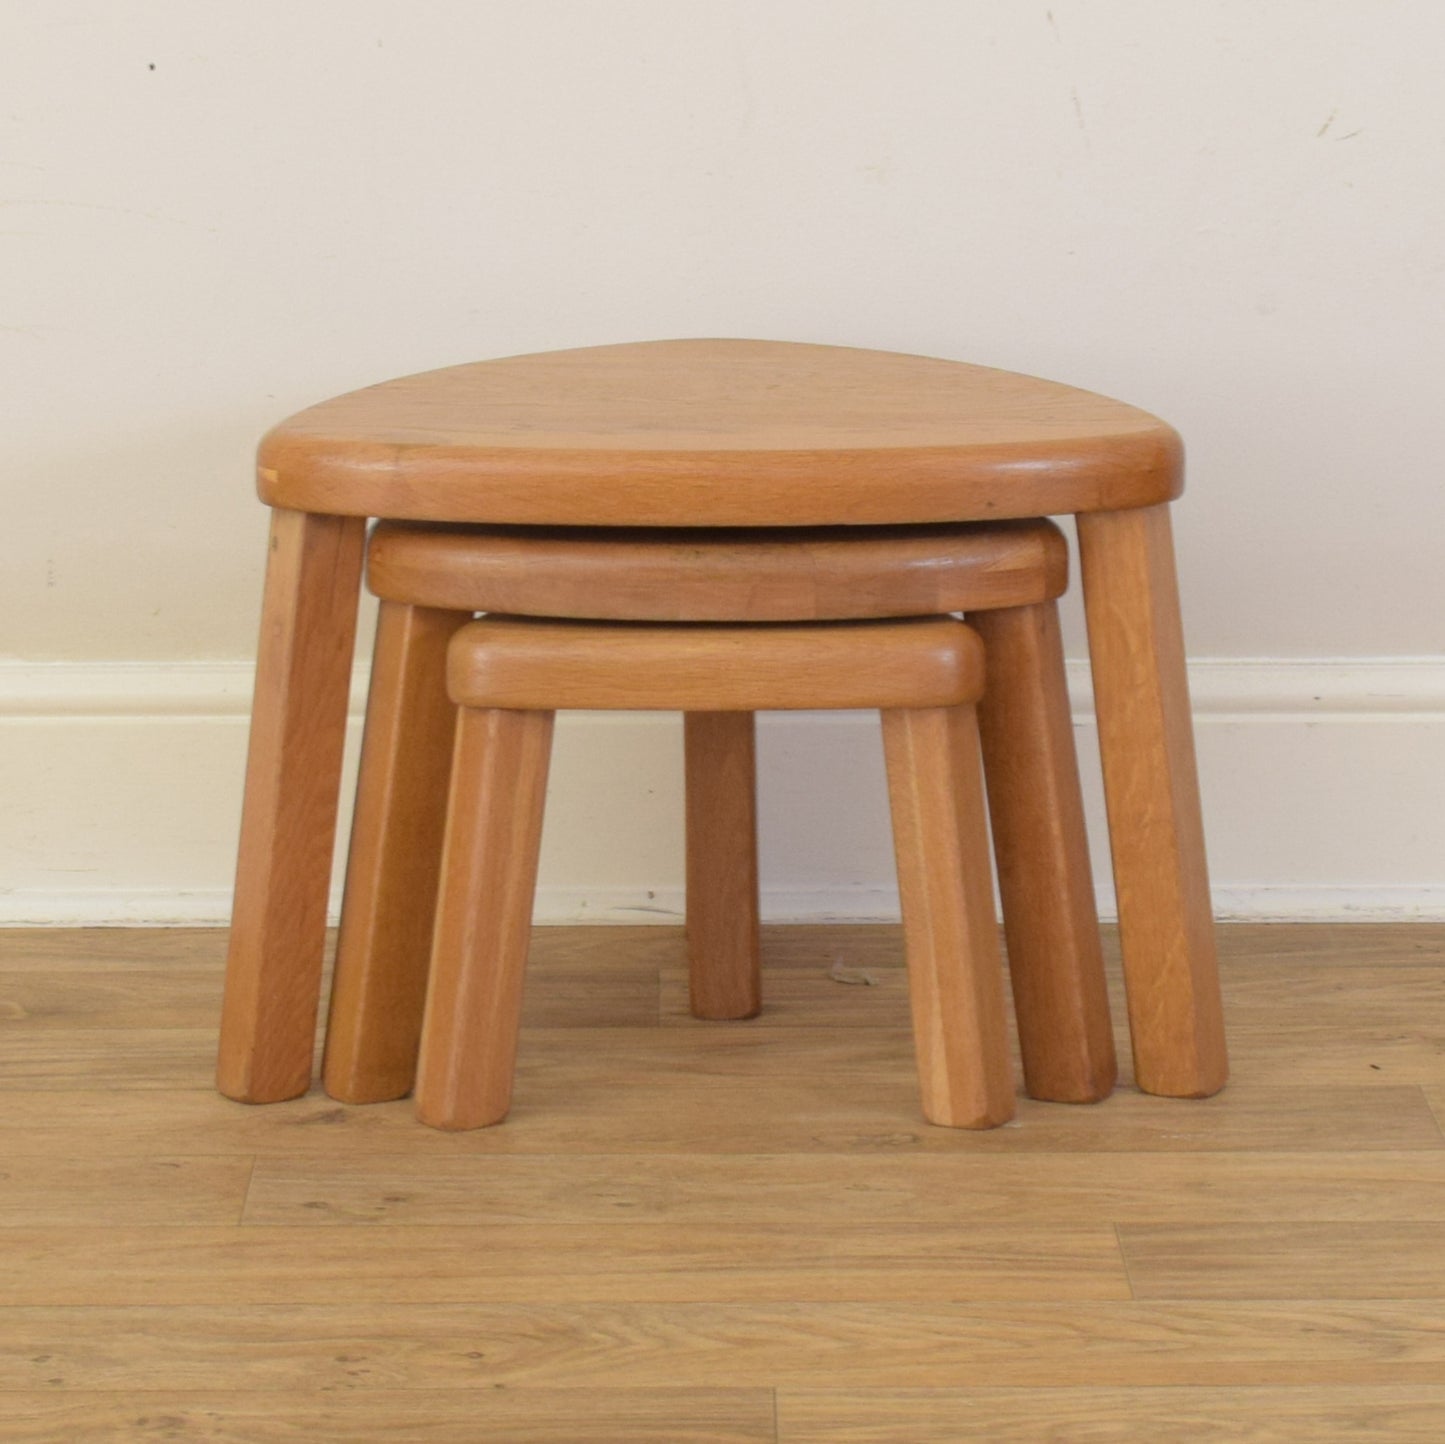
left=972, top=601, right=1117, bottom=1103
left=1077, top=503, right=1227, bottom=1098
left=415, top=707, right=555, bottom=1130
left=218, top=509, right=366, bottom=1103
left=684, top=711, right=762, bottom=1020
left=882, top=704, right=1015, bottom=1129
left=323, top=601, right=472, bottom=1103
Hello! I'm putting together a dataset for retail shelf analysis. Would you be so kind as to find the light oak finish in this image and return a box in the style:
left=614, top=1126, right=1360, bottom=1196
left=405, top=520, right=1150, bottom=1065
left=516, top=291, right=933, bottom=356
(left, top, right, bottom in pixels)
left=1, top=1390, right=776, bottom=1444
left=8, top=924, right=1445, bottom=1436
left=9, top=1291, right=1445, bottom=1392
left=2, top=1076, right=1433, bottom=1159
left=414, top=707, right=555, bottom=1130
left=323, top=600, right=470, bottom=1104
left=240, top=1150, right=1445, bottom=1230
left=971, top=601, right=1117, bottom=1103
left=1120, top=1222, right=1445, bottom=1300
left=1, top=927, right=236, bottom=968
left=445, top=615, right=985, bottom=713
left=16, top=1386, right=1443, bottom=1443
left=685, top=712, right=762, bottom=1021
left=880, top=706, right=1015, bottom=1128
left=367, top=516, right=1068, bottom=620
left=1, top=967, right=224, bottom=1028
left=217, top=508, right=365, bottom=1104
left=259, top=339, right=1183, bottom=527
left=778, top=1386, right=1445, bottom=1441
left=0, top=1156, right=254, bottom=1227
left=0, top=950, right=653, bottom=1033
left=2, top=1222, right=1127, bottom=1307
left=26, top=1023, right=1445, bottom=1126
left=1079, top=504, right=1228, bottom=1098
left=6, top=1299, right=1445, bottom=1392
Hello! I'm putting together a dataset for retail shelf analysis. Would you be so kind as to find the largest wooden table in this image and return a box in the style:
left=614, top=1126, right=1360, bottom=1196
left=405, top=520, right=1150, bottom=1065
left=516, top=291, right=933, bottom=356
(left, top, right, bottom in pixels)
left=217, top=338, right=1227, bottom=1106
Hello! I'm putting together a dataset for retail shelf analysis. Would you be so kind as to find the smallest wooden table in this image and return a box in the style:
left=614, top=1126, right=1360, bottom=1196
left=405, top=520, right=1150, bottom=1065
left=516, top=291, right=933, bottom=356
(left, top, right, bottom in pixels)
left=217, top=339, right=1227, bottom=1108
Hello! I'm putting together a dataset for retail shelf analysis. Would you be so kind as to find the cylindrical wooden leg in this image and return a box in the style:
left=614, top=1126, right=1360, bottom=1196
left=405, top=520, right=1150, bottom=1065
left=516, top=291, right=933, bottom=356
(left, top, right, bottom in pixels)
left=414, top=706, right=555, bottom=1130
left=1078, top=504, right=1228, bottom=1098
left=881, top=705, right=1015, bottom=1129
left=323, top=600, right=472, bottom=1104
left=684, top=711, right=762, bottom=1020
left=972, top=602, right=1117, bottom=1104
left=218, top=509, right=366, bottom=1104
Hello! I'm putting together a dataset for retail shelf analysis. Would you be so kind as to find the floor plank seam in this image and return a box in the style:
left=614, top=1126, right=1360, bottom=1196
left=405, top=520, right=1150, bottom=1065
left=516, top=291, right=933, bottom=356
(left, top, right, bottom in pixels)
left=1113, top=1221, right=1139, bottom=1300
left=235, top=1155, right=259, bottom=1226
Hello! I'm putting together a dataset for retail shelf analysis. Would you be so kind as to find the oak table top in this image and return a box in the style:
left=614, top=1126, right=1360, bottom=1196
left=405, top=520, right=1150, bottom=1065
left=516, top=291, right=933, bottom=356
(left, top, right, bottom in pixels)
left=258, top=338, right=1183, bottom=527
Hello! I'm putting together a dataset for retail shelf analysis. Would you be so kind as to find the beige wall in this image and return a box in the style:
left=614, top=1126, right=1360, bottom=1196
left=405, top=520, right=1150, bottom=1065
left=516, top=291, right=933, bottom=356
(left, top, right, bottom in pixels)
left=3, top=1, right=1442, bottom=920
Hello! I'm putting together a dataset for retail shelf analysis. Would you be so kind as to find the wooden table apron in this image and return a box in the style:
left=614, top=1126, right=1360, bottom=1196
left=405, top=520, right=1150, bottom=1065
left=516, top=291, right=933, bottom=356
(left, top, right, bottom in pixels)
left=216, top=501, right=1226, bottom=1106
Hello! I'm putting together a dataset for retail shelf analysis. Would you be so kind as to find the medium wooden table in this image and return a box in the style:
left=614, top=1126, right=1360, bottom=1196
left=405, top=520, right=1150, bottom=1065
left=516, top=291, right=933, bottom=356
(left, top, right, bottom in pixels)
left=217, top=338, right=1226, bottom=1106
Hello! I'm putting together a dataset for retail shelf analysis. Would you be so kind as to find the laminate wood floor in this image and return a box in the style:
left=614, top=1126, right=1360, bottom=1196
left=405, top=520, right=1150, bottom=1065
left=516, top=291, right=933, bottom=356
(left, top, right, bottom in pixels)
left=1, top=922, right=1443, bottom=1441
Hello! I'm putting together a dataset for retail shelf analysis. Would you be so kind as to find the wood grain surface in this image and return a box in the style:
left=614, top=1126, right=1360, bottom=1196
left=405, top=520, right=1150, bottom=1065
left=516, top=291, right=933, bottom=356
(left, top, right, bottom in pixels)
left=1, top=1389, right=775, bottom=1444
left=1078, top=503, right=1228, bottom=1099
left=217, top=509, right=365, bottom=1104
left=366, top=516, right=1068, bottom=619
left=5, top=922, right=1445, bottom=1441
left=880, top=705, right=1014, bottom=1127
left=258, top=339, right=1183, bottom=526
left=414, top=707, right=555, bottom=1130
left=972, top=599, right=1116, bottom=1103
left=685, top=711, right=762, bottom=1020
left=446, top=615, right=985, bottom=713
left=324, top=600, right=469, bottom=1104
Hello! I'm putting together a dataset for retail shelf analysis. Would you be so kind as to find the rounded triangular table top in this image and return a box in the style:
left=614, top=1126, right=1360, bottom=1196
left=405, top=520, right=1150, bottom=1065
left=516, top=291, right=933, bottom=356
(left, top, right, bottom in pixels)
left=258, top=339, right=1182, bottom=527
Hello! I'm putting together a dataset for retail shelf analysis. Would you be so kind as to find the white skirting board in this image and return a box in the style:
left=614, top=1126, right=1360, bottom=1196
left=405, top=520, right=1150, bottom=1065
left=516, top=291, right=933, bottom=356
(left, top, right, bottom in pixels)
left=1, top=658, right=1442, bottom=925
